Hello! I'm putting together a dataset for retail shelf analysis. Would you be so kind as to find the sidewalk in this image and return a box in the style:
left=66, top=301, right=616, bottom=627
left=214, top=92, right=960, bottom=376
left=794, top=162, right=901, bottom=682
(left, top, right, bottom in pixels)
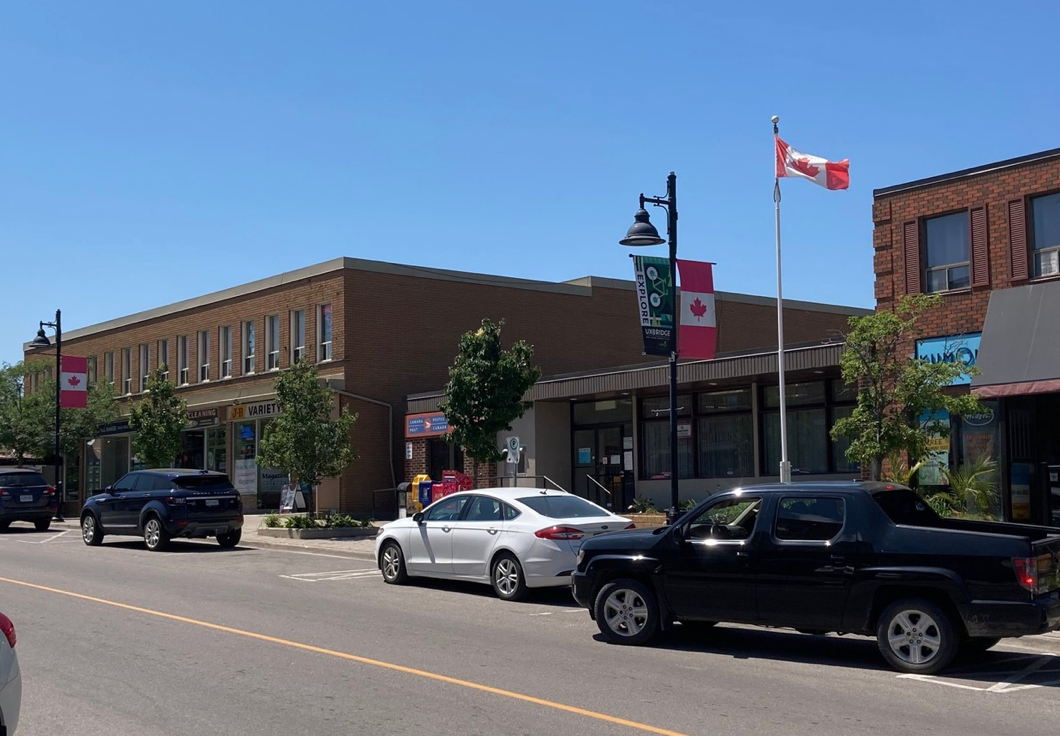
left=50, top=512, right=380, bottom=561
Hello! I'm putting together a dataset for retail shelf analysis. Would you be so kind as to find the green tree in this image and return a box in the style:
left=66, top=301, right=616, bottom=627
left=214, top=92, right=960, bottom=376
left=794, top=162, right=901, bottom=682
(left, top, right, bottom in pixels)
left=439, top=319, right=542, bottom=463
left=129, top=368, right=188, bottom=468
left=0, top=362, right=120, bottom=465
left=257, top=360, right=357, bottom=512
left=831, top=294, right=982, bottom=480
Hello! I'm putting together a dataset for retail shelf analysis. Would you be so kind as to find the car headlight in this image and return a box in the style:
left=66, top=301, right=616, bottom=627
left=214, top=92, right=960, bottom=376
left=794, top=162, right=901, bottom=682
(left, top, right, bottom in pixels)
left=576, top=549, right=585, bottom=566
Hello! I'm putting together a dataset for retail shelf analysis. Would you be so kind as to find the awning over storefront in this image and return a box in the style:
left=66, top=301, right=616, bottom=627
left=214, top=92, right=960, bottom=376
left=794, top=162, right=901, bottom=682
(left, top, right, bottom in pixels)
left=972, top=281, right=1060, bottom=398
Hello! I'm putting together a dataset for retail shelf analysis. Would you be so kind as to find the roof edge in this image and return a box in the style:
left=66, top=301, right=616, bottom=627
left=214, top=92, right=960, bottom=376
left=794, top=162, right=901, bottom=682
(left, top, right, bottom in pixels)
left=874, top=147, right=1060, bottom=198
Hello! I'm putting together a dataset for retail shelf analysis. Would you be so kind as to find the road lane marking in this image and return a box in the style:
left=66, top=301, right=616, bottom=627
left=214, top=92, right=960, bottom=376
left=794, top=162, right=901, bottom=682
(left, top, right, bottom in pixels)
left=243, top=545, right=374, bottom=560
left=280, top=569, right=379, bottom=582
left=0, top=576, right=695, bottom=736
left=41, top=530, right=72, bottom=544
left=897, top=653, right=1060, bottom=693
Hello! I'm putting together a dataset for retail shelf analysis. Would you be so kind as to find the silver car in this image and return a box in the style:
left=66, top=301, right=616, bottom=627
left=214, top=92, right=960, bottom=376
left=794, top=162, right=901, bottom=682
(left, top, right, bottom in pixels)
left=0, top=611, right=20, bottom=735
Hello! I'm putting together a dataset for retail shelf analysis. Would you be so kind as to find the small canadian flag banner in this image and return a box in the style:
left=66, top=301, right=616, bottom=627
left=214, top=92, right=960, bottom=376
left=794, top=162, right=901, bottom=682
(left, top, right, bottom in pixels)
left=677, top=259, right=717, bottom=361
left=775, top=136, right=849, bottom=190
left=60, top=355, right=88, bottom=409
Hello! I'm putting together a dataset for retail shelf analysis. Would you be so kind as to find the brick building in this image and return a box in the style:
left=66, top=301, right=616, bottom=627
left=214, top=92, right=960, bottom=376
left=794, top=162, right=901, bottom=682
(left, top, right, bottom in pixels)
left=873, top=147, right=1060, bottom=524
left=24, top=258, right=866, bottom=517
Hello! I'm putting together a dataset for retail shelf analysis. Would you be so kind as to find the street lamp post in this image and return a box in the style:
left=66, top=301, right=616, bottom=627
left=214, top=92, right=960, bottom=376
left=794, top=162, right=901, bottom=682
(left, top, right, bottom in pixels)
left=31, top=309, right=65, bottom=522
left=620, top=172, right=681, bottom=525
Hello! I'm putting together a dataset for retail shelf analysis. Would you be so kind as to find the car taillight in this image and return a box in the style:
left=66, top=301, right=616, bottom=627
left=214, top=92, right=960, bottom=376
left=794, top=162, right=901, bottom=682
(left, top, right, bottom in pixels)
left=625, top=522, right=637, bottom=529
left=0, top=612, right=15, bottom=648
left=535, top=525, right=584, bottom=540
left=1013, top=557, right=1037, bottom=593
left=43, top=485, right=56, bottom=496
left=0, top=488, right=9, bottom=496
left=165, top=497, right=186, bottom=505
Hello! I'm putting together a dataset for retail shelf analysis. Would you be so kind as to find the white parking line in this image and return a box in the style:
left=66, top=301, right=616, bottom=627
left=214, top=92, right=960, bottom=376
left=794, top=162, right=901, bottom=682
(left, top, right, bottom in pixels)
left=898, top=653, right=1060, bottom=693
left=280, top=569, right=379, bottom=582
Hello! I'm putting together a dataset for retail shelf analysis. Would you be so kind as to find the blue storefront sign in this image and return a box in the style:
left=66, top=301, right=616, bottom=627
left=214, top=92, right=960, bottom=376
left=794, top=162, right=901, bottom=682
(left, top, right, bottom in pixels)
left=97, top=420, right=131, bottom=436
left=915, top=333, right=981, bottom=386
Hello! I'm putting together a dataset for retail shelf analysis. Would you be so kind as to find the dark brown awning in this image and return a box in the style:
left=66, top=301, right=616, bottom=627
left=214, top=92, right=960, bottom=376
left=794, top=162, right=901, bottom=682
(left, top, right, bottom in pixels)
left=971, top=281, right=1060, bottom=398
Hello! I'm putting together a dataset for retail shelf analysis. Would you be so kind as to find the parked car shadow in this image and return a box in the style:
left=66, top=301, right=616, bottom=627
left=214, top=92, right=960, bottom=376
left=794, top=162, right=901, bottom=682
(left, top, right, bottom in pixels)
left=103, top=539, right=248, bottom=554
left=404, top=577, right=581, bottom=607
left=0, top=525, right=61, bottom=535
left=596, top=624, right=1060, bottom=685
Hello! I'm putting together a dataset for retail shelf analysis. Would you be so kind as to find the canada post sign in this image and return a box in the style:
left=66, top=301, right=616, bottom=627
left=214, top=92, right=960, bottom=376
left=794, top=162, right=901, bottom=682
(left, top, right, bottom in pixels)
left=405, top=411, right=449, bottom=438
left=915, top=333, right=981, bottom=386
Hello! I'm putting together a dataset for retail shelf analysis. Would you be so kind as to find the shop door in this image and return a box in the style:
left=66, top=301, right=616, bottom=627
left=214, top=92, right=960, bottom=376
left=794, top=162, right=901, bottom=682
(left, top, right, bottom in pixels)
left=573, top=425, right=631, bottom=511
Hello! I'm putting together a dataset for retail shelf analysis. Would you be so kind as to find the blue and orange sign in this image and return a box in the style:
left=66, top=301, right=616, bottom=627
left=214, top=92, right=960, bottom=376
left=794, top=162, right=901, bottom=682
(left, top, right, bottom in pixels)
left=405, top=411, right=450, bottom=438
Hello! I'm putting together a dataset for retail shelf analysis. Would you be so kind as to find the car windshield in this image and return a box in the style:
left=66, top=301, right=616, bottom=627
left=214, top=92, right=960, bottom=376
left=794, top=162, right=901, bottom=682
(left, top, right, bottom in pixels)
left=517, top=495, right=609, bottom=518
left=871, top=489, right=941, bottom=526
left=173, top=475, right=234, bottom=490
left=0, top=472, right=47, bottom=487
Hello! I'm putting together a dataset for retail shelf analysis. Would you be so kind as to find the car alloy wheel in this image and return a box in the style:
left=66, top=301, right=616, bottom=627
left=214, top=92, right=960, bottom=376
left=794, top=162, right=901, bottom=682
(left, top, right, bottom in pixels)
left=593, top=578, right=659, bottom=646
left=81, top=515, right=103, bottom=546
left=876, top=598, right=957, bottom=674
left=380, top=542, right=407, bottom=584
left=490, top=554, right=527, bottom=601
left=143, top=517, right=169, bottom=551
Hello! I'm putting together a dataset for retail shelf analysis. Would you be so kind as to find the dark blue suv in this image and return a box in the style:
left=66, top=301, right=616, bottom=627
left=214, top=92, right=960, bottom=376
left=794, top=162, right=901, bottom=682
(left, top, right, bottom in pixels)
left=81, top=469, right=244, bottom=551
left=0, top=468, right=59, bottom=532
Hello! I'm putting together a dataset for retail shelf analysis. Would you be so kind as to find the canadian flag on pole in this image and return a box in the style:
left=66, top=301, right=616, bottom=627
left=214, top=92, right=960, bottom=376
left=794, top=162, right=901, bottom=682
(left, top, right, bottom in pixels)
left=775, top=136, right=849, bottom=190
left=677, top=260, right=717, bottom=360
left=60, top=356, right=88, bottom=409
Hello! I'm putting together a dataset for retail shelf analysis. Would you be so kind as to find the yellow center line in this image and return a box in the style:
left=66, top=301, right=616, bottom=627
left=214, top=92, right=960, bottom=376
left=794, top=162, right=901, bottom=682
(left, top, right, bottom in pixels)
left=0, top=576, right=696, bottom=736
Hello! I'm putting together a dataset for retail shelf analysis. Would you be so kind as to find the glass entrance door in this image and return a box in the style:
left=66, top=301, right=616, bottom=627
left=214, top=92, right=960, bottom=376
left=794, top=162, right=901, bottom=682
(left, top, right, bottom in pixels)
left=573, top=424, right=632, bottom=511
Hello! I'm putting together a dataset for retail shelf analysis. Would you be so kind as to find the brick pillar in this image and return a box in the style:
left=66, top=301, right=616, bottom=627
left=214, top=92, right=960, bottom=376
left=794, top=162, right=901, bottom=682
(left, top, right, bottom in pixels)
left=404, top=439, right=428, bottom=482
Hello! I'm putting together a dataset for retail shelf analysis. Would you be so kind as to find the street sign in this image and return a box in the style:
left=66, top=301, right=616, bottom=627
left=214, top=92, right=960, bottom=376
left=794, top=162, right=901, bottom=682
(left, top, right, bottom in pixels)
left=505, top=436, right=520, bottom=464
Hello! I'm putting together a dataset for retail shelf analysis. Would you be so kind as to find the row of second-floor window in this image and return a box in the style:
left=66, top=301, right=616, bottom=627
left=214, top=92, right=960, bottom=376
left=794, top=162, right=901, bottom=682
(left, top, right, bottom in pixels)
left=85, top=304, right=333, bottom=393
left=903, top=190, right=1060, bottom=295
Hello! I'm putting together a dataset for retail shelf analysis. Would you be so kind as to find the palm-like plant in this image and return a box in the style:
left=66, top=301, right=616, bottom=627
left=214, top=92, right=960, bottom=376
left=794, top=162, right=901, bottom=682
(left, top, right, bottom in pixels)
left=883, top=453, right=925, bottom=487
left=942, top=455, right=999, bottom=518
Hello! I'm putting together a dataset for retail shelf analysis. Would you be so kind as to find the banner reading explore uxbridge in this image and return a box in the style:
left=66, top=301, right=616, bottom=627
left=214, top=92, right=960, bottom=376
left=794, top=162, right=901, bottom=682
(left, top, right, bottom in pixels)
left=632, top=255, right=674, bottom=356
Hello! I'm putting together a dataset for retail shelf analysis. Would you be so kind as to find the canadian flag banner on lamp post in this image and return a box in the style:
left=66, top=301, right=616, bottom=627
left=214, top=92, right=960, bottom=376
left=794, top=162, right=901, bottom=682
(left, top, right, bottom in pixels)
left=60, top=356, right=88, bottom=408
left=677, top=260, right=717, bottom=360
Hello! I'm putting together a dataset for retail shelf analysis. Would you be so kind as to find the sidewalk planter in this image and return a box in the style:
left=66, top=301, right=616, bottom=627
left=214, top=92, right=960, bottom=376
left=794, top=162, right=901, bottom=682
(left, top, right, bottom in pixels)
left=626, top=513, right=667, bottom=528
left=257, top=527, right=378, bottom=540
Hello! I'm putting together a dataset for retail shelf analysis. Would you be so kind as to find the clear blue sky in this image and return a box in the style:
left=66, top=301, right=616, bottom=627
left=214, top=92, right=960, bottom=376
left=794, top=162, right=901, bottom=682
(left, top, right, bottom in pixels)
left=3, top=1, right=1058, bottom=367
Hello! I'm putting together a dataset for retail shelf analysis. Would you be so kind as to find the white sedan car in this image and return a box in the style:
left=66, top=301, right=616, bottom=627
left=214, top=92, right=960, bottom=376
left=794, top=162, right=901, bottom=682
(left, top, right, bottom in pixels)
left=0, top=611, right=21, bottom=735
left=374, top=488, right=632, bottom=600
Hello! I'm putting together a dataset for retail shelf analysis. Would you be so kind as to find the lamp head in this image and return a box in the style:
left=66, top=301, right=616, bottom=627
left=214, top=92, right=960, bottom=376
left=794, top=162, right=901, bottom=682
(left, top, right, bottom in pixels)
left=619, top=208, right=665, bottom=247
left=30, top=327, right=51, bottom=347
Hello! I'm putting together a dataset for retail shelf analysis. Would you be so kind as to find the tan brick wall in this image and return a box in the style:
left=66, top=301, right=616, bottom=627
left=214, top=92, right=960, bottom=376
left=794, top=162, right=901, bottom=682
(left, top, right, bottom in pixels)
left=873, top=156, right=1060, bottom=355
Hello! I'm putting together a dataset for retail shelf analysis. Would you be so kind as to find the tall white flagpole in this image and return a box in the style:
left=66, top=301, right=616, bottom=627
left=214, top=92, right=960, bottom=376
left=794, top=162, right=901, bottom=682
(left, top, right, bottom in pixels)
left=772, top=115, right=791, bottom=483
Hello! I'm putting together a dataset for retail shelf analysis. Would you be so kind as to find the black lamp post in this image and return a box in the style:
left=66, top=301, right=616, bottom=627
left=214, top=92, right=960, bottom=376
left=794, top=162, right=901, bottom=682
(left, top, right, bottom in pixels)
left=31, top=309, right=65, bottom=522
left=620, top=172, right=681, bottom=525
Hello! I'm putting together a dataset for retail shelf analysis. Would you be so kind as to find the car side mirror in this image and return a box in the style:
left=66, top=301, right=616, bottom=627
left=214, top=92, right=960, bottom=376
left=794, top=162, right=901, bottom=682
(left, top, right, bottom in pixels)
left=103, top=486, right=114, bottom=494
left=413, top=512, right=424, bottom=525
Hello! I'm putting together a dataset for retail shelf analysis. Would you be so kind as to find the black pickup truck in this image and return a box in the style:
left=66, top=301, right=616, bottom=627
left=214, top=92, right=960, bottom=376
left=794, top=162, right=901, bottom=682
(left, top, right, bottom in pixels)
left=80, top=469, right=243, bottom=552
left=571, top=481, right=1060, bottom=674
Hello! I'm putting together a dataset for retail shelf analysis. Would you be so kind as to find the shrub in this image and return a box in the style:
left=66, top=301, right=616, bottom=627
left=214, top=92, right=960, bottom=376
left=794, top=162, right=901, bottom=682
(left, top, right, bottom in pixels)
left=263, top=513, right=281, bottom=528
left=627, top=497, right=658, bottom=514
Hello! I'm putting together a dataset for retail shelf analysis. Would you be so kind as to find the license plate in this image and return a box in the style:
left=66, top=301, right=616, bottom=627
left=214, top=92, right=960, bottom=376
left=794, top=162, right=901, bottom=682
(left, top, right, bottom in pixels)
left=20, top=494, right=33, bottom=503
left=205, top=499, right=219, bottom=507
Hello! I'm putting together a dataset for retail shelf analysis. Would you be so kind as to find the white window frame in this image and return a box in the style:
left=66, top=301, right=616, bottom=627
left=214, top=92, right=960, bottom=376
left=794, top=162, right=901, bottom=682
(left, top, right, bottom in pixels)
left=178, top=335, right=189, bottom=386
left=158, top=339, right=169, bottom=382
left=266, top=315, right=280, bottom=371
left=242, top=321, right=256, bottom=375
left=220, top=325, right=232, bottom=378
left=121, top=348, right=132, bottom=395
left=923, top=212, right=970, bottom=294
left=317, top=303, right=333, bottom=362
left=139, top=343, right=150, bottom=392
left=104, top=352, right=114, bottom=385
left=290, top=309, right=306, bottom=364
left=197, top=330, right=210, bottom=382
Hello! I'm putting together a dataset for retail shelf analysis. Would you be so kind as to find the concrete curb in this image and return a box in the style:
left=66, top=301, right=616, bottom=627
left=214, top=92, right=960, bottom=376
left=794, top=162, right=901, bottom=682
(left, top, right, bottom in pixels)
left=240, top=536, right=378, bottom=561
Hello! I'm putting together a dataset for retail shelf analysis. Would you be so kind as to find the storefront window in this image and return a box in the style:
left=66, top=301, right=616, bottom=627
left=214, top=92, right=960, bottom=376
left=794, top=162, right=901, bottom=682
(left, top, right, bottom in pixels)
left=177, top=430, right=206, bottom=468
left=763, top=381, right=825, bottom=408
left=100, top=436, right=129, bottom=487
left=697, top=414, right=753, bottom=478
left=763, top=408, right=828, bottom=475
left=233, top=420, right=258, bottom=496
left=830, top=406, right=860, bottom=474
left=640, top=395, right=692, bottom=418
left=572, top=399, right=633, bottom=425
left=641, top=421, right=694, bottom=479
left=207, top=426, right=228, bottom=473
left=85, top=439, right=101, bottom=492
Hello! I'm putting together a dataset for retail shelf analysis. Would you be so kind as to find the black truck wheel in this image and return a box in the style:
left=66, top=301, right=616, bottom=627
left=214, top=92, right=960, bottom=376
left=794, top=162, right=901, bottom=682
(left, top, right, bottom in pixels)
left=594, top=578, right=660, bottom=646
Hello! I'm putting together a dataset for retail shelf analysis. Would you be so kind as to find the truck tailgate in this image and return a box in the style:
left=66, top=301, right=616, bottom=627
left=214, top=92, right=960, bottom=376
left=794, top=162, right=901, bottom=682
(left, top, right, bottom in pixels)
left=1033, top=534, right=1060, bottom=594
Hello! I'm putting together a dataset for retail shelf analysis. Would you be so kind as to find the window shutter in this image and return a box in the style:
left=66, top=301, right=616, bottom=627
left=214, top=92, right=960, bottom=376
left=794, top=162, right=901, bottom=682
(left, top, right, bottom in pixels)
left=903, top=220, right=921, bottom=294
left=970, top=205, right=989, bottom=287
left=1009, top=198, right=1029, bottom=282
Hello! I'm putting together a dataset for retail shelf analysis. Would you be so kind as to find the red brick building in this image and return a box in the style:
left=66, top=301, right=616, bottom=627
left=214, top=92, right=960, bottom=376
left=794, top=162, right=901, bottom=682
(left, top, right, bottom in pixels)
left=24, top=258, right=866, bottom=517
left=873, top=147, right=1060, bottom=524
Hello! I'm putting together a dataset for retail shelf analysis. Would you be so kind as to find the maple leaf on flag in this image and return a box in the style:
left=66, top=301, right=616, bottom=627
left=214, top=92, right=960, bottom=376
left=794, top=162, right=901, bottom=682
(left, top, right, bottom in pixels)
left=689, top=297, right=708, bottom=319
left=67, top=376, right=81, bottom=387
left=792, top=157, right=819, bottom=178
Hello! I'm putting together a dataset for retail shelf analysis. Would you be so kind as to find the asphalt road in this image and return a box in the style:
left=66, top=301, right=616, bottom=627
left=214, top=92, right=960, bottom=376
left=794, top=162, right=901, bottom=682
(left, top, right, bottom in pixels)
left=2, top=525, right=1059, bottom=736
